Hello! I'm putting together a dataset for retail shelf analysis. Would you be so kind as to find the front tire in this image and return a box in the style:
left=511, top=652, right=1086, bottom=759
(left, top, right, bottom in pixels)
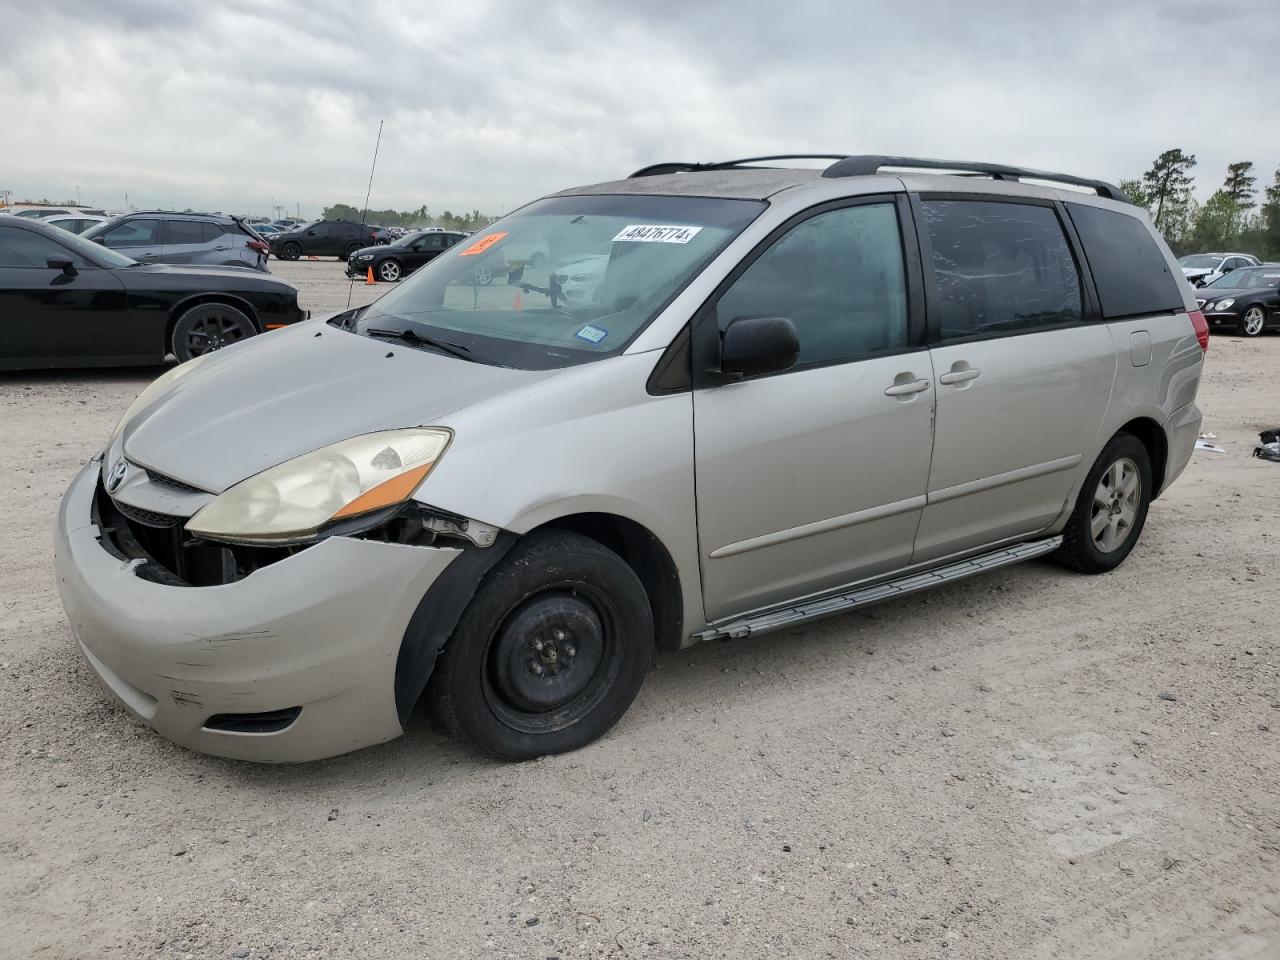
left=377, top=259, right=402, bottom=282
left=1053, top=433, right=1152, bottom=574
left=279, top=242, right=300, bottom=261
left=431, top=530, right=653, bottom=760
left=1239, top=305, right=1266, bottom=337
left=171, top=303, right=255, bottom=362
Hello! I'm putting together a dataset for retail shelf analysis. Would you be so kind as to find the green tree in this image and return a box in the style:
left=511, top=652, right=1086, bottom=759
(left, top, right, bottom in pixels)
left=1119, top=178, right=1152, bottom=209
left=1188, top=191, right=1238, bottom=252
left=1140, top=148, right=1197, bottom=241
left=1259, top=167, right=1280, bottom=260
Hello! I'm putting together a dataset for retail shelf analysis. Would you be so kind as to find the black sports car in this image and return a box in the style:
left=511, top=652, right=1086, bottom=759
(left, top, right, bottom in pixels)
left=345, top=230, right=467, bottom=282
left=0, top=217, right=307, bottom=370
left=1195, top=265, right=1280, bottom=337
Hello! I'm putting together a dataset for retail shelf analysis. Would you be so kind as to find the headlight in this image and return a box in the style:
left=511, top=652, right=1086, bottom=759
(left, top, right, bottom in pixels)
left=1214, top=298, right=1235, bottom=311
left=110, top=354, right=211, bottom=445
left=185, top=428, right=452, bottom=545
left=358, top=254, right=373, bottom=260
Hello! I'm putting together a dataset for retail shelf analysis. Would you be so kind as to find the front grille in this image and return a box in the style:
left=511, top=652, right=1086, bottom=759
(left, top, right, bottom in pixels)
left=95, top=478, right=295, bottom=586
left=144, top=469, right=206, bottom=495
left=113, top=500, right=183, bottom=528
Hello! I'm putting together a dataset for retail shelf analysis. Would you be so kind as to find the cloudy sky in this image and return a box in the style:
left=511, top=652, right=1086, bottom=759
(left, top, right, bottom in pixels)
left=2, top=0, right=1277, bottom=218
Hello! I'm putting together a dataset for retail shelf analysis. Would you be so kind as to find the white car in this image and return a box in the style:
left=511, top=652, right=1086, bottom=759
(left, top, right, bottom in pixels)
left=41, top=214, right=109, bottom=235
left=1178, top=252, right=1259, bottom=287
left=553, top=254, right=609, bottom=303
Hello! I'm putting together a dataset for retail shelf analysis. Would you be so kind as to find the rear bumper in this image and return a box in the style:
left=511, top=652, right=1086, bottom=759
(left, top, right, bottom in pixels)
left=1162, top=401, right=1201, bottom=493
left=54, top=459, right=461, bottom=762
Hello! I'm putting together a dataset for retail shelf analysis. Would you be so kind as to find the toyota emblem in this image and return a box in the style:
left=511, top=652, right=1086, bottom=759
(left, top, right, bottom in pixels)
left=106, top=460, right=129, bottom=493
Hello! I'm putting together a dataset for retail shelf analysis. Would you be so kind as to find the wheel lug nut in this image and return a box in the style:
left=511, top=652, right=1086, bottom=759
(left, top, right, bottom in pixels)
left=533, top=639, right=544, bottom=652
left=530, top=662, right=543, bottom=676
left=554, top=630, right=567, bottom=642
left=565, top=644, right=576, bottom=657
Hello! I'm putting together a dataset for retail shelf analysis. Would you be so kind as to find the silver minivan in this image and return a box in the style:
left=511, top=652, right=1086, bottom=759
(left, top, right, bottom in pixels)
left=55, top=155, right=1208, bottom=762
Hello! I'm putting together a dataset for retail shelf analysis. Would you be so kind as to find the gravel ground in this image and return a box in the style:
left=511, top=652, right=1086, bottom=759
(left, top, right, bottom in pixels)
left=2, top=261, right=1278, bottom=959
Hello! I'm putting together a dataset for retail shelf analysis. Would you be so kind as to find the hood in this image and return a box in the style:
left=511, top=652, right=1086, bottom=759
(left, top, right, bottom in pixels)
left=1180, top=266, right=1214, bottom=277
left=348, top=244, right=386, bottom=258
left=1199, top=284, right=1271, bottom=301
left=122, top=321, right=556, bottom=492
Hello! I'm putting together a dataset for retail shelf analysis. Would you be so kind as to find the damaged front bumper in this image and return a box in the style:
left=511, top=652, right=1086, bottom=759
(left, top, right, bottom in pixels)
left=54, top=458, right=463, bottom=762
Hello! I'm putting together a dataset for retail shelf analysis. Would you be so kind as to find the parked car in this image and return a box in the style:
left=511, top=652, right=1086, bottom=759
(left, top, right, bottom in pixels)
left=552, top=254, right=609, bottom=304
left=0, top=217, right=305, bottom=369
left=269, top=219, right=380, bottom=261
left=1194, top=264, right=1280, bottom=336
left=1178, top=252, right=1259, bottom=287
left=55, top=154, right=1205, bottom=763
left=82, top=212, right=270, bottom=272
left=42, top=214, right=109, bottom=235
left=251, top=223, right=286, bottom=236
left=345, top=229, right=468, bottom=281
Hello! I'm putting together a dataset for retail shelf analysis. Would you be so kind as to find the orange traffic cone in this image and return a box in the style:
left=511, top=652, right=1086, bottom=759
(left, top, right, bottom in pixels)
left=366, top=266, right=376, bottom=285
left=514, top=290, right=523, bottom=311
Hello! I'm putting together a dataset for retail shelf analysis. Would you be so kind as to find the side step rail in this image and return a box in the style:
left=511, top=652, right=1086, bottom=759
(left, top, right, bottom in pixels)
left=695, top=536, right=1063, bottom=641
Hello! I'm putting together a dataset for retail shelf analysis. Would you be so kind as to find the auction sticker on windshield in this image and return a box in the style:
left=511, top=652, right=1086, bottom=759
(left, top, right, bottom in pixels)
left=459, top=232, right=509, bottom=256
left=612, top=224, right=703, bottom=244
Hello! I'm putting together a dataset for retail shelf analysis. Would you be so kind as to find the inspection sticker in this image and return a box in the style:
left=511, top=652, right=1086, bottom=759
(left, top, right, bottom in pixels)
left=612, top=224, right=703, bottom=244
left=458, top=231, right=508, bottom=256
left=575, top=324, right=608, bottom=344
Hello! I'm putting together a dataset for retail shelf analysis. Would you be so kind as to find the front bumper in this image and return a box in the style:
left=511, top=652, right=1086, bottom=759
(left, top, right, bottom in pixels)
left=345, top=259, right=375, bottom=278
left=54, top=460, right=461, bottom=762
left=1203, top=310, right=1241, bottom=328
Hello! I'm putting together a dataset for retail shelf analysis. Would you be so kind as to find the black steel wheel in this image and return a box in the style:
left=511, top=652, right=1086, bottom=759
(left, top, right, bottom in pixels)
left=279, top=241, right=300, bottom=261
left=430, top=530, right=653, bottom=760
left=171, top=303, right=255, bottom=362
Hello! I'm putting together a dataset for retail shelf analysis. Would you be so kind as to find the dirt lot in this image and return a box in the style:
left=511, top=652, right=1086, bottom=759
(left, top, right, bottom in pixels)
left=2, top=261, right=1278, bottom=959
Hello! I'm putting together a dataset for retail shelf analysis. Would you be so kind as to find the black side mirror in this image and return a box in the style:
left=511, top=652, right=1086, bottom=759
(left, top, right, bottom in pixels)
left=47, top=257, right=76, bottom=277
left=1222, top=264, right=1235, bottom=273
left=507, top=264, right=525, bottom=285
left=92, top=237, right=107, bottom=245
left=720, top=316, right=799, bottom=379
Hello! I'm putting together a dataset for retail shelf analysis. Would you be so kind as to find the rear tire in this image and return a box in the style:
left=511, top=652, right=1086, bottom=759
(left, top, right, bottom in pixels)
left=344, top=243, right=361, bottom=261
left=1239, top=305, right=1266, bottom=337
left=171, top=303, right=255, bottom=362
left=279, top=242, right=300, bottom=261
left=430, top=530, right=652, bottom=760
left=1052, top=433, right=1152, bottom=574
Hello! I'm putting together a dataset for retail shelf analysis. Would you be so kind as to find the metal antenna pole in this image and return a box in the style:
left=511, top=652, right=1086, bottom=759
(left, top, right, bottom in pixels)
left=347, top=120, right=384, bottom=309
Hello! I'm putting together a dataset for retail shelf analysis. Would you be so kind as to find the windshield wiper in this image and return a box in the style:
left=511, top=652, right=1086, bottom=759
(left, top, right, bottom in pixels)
left=364, top=326, right=472, bottom=361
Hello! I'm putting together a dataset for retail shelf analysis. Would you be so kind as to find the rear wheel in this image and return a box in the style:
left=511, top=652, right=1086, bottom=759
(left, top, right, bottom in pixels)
left=279, top=241, right=300, bottom=261
left=1053, top=433, right=1152, bottom=573
left=430, top=530, right=652, bottom=760
left=377, top=259, right=402, bottom=282
left=344, top=242, right=361, bottom=261
left=171, top=303, right=255, bottom=362
left=1239, top=305, right=1266, bottom=337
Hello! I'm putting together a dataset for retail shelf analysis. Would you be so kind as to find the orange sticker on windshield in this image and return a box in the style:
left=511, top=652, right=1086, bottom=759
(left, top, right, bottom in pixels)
left=458, top=231, right=508, bottom=256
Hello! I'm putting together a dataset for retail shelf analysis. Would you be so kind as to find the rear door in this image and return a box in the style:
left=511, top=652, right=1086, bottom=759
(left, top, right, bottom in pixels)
left=911, top=195, right=1115, bottom=562
left=693, top=196, right=935, bottom=620
left=161, top=218, right=212, bottom=264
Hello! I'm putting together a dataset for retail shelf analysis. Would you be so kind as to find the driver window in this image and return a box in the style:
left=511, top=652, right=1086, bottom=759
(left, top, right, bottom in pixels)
left=716, top=203, right=908, bottom=366
left=100, top=219, right=159, bottom=248
left=0, top=226, right=84, bottom=268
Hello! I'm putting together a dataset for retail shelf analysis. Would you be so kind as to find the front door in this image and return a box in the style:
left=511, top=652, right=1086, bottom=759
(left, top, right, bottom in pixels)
left=910, top=196, right=1115, bottom=561
left=0, top=224, right=129, bottom=365
left=693, top=198, right=935, bottom=621
left=95, top=217, right=163, bottom=264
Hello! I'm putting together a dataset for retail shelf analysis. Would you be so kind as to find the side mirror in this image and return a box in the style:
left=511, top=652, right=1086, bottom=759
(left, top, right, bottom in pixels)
left=47, top=257, right=76, bottom=277
left=507, top=264, right=525, bottom=285
left=1222, top=264, right=1235, bottom=274
left=93, top=237, right=107, bottom=245
left=720, top=316, right=799, bottom=379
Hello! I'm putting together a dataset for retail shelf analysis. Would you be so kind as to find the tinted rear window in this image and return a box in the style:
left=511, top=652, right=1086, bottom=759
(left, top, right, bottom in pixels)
left=1066, top=203, right=1184, bottom=319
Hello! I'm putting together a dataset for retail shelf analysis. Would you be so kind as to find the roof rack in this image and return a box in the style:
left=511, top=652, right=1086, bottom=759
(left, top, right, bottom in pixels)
left=822, top=156, right=1130, bottom=202
left=628, top=155, right=849, bottom=178
left=628, top=154, right=1130, bottom=203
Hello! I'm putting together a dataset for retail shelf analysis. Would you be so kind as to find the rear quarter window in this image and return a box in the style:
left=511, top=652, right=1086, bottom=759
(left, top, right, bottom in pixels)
left=1065, top=203, right=1185, bottom=319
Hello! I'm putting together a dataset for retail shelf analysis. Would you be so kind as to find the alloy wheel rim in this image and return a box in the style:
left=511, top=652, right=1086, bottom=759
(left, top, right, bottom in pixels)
left=1244, top=308, right=1264, bottom=335
left=185, top=313, right=246, bottom=356
left=1090, top=456, right=1140, bottom=553
left=380, top=262, right=399, bottom=281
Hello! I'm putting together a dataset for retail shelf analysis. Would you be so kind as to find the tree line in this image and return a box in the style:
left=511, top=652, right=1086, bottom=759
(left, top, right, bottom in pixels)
left=321, top=203, right=493, bottom=233
left=1120, top=150, right=1280, bottom=259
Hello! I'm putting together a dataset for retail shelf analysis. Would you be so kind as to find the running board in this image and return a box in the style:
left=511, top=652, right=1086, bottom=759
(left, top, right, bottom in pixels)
left=695, top=536, right=1063, bottom=641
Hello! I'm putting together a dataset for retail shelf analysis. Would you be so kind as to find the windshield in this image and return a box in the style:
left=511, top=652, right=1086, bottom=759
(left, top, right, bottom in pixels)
left=1205, top=266, right=1280, bottom=289
left=350, top=194, right=764, bottom=369
left=1179, top=254, right=1223, bottom=269
left=54, top=224, right=137, bottom=268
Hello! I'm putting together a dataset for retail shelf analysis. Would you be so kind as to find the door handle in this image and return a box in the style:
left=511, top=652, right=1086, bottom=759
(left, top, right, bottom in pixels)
left=884, top=378, right=931, bottom=397
left=939, top=367, right=981, bottom=385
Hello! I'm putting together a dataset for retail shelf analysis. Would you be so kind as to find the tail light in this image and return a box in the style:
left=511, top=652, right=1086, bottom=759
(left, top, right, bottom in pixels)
left=247, top=239, right=269, bottom=254
left=1189, top=310, right=1209, bottom=353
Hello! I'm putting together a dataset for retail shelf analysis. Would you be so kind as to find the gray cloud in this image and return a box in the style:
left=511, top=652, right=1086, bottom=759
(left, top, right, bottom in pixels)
left=1, top=0, right=1276, bottom=217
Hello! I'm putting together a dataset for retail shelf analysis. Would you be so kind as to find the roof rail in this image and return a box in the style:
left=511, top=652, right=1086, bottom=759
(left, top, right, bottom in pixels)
left=628, top=155, right=849, bottom=178
left=820, top=155, right=1131, bottom=203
